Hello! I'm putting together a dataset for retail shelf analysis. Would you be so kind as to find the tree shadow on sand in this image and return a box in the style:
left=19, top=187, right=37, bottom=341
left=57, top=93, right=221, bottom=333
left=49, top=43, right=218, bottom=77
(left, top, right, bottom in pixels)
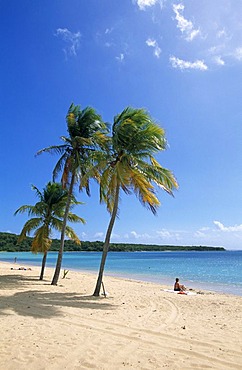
left=0, top=275, right=116, bottom=319
left=0, top=273, right=43, bottom=290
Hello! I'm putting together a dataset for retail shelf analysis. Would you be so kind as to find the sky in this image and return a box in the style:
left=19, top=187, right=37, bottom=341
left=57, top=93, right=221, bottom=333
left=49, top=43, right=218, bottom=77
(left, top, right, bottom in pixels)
left=1, top=0, right=242, bottom=250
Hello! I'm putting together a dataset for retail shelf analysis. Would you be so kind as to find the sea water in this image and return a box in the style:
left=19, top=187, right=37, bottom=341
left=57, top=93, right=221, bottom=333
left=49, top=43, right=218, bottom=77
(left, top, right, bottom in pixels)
left=0, top=250, right=241, bottom=296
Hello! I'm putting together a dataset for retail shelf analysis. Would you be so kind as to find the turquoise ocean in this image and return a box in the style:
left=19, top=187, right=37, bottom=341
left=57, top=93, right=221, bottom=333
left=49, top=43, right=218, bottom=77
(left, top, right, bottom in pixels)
left=0, top=250, right=241, bottom=296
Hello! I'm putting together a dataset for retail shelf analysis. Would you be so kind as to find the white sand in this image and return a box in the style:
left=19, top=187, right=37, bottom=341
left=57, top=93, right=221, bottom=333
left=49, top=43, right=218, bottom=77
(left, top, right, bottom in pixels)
left=0, top=261, right=241, bottom=369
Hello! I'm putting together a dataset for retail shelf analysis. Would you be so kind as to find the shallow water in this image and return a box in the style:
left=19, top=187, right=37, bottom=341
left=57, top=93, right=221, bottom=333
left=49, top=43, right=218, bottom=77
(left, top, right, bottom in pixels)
left=1, top=250, right=242, bottom=296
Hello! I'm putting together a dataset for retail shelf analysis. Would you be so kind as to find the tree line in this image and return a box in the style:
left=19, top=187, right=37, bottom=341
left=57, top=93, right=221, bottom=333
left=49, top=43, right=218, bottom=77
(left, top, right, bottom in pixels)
left=0, top=232, right=225, bottom=252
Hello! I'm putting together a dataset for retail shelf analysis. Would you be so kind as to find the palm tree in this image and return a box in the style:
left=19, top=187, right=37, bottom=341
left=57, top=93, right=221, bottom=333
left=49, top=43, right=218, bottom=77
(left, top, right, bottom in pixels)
left=14, top=182, right=84, bottom=280
left=37, top=103, right=108, bottom=285
left=92, top=107, right=178, bottom=296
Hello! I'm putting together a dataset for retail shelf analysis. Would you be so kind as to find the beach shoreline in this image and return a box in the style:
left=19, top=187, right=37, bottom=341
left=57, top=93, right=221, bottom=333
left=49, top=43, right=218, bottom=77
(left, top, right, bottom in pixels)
left=1, top=261, right=242, bottom=369
left=1, top=250, right=242, bottom=297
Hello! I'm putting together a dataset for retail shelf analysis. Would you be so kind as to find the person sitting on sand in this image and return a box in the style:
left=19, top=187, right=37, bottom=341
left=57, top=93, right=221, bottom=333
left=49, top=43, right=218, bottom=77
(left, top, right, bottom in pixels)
left=174, top=278, right=186, bottom=291
left=11, top=267, right=32, bottom=271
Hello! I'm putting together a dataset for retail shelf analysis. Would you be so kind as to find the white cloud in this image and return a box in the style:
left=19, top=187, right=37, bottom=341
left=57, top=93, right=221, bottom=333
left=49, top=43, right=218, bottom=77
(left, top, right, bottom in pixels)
left=55, top=28, right=81, bottom=56
left=156, top=230, right=172, bottom=238
left=130, top=230, right=152, bottom=239
left=173, top=3, right=200, bottom=41
left=94, top=232, right=104, bottom=238
left=213, top=56, right=225, bottom=66
left=130, top=229, right=182, bottom=241
left=93, top=231, right=120, bottom=240
left=87, top=222, right=242, bottom=249
left=214, top=221, right=242, bottom=232
left=233, top=47, right=242, bottom=61
left=110, top=232, right=121, bottom=240
left=170, top=56, right=208, bottom=71
left=209, top=45, right=225, bottom=55
left=188, top=29, right=201, bottom=42
left=191, top=222, right=242, bottom=249
left=194, top=230, right=207, bottom=238
left=83, top=3, right=242, bottom=70
left=146, top=38, right=161, bottom=58
left=135, top=0, right=163, bottom=11
left=105, top=42, right=113, bottom=48
left=116, top=53, right=125, bottom=62
left=216, top=28, right=229, bottom=40
left=209, top=46, right=242, bottom=65
left=105, top=28, right=113, bottom=34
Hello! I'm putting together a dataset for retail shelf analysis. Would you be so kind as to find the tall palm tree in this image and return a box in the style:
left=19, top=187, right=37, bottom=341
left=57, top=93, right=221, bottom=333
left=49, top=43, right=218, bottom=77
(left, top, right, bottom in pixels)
left=92, top=107, right=178, bottom=296
left=14, top=182, right=84, bottom=280
left=37, top=103, right=108, bottom=285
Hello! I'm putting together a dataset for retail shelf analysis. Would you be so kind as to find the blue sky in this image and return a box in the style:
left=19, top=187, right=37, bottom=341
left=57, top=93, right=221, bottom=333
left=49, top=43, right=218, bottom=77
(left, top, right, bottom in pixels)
left=1, top=0, right=242, bottom=250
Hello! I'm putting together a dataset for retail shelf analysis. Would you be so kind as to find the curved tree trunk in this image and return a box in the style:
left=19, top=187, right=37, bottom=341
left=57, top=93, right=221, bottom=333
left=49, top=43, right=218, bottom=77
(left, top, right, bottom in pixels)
left=51, top=172, right=76, bottom=285
left=93, top=184, right=120, bottom=296
left=39, top=251, right=47, bottom=280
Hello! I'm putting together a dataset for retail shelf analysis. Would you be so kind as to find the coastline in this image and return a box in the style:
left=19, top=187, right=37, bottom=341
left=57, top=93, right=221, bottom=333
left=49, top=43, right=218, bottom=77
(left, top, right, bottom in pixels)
left=1, top=250, right=242, bottom=297
left=1, top=261, right=242, bottom=369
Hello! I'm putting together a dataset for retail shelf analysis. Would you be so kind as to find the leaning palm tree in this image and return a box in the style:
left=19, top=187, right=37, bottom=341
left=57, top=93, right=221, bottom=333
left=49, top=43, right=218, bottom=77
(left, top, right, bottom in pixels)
left=37, top=103, right=108, bottom=285
left=91, top=107, right=178, bottom=296
left=14, top=182, right=84, bottom=280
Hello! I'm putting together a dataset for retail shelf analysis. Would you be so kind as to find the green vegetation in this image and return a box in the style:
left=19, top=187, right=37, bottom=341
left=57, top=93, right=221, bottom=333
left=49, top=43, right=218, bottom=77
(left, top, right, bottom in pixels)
left=14, top=182, right=84, bottom=280
left=91, top=107, right=179, bottom=295
left=37, top=103, right=108, bottom=285
left=0, top=232, right=225, bottom=252
left=4, top=103, right=225, bottom=292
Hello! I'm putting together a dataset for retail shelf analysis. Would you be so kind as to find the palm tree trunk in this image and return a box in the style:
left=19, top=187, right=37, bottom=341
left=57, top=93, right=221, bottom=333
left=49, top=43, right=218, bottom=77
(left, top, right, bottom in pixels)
left=40, top=251, right=47, bottom=280
left=93, top=184, right=120, bottom=296
left=51, top=172, right=75, bottom=285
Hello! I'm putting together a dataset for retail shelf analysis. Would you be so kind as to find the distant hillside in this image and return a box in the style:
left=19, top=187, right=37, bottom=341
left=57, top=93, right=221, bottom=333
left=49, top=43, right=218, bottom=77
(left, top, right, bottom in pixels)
left=0, top=232, right=225, bottom=252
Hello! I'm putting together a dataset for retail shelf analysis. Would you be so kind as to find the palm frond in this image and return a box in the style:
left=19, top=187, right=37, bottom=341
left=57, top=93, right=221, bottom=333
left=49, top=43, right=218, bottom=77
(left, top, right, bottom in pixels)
left=98, top=106, right=178, bottom=217
left=36, top=144, right=69, bottom=157
left=61, top=157, right=73, bottom=188
left=14, top=205, right=35, bottom=216
left=140, top=161, right=178, bottom=194
left=14, top=204, right=46, bottom=217
left=31, top=185, right=43, bottom=200
left=113, top=107, right=167, bottom=154
left=116, top=159, right=132, bottom=195
left=67, top=212, right=86, bottom=224
left=32, top=226, right=52, bottom=253
left=18, top=218, right=42, bottom=242
left=53, top=152, right=70, bottom=182
left=65, top=226, right=81, bottom=245
left=129, top=170, right=160, bottom=215
left=16, top=180, right=83, bottom=253
left=50, top=217, right=65, bottom=233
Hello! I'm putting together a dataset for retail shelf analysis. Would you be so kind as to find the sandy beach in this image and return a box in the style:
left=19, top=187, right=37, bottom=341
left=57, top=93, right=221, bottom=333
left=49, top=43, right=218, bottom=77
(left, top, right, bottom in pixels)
left=0, top=261, right=241, bottom=370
